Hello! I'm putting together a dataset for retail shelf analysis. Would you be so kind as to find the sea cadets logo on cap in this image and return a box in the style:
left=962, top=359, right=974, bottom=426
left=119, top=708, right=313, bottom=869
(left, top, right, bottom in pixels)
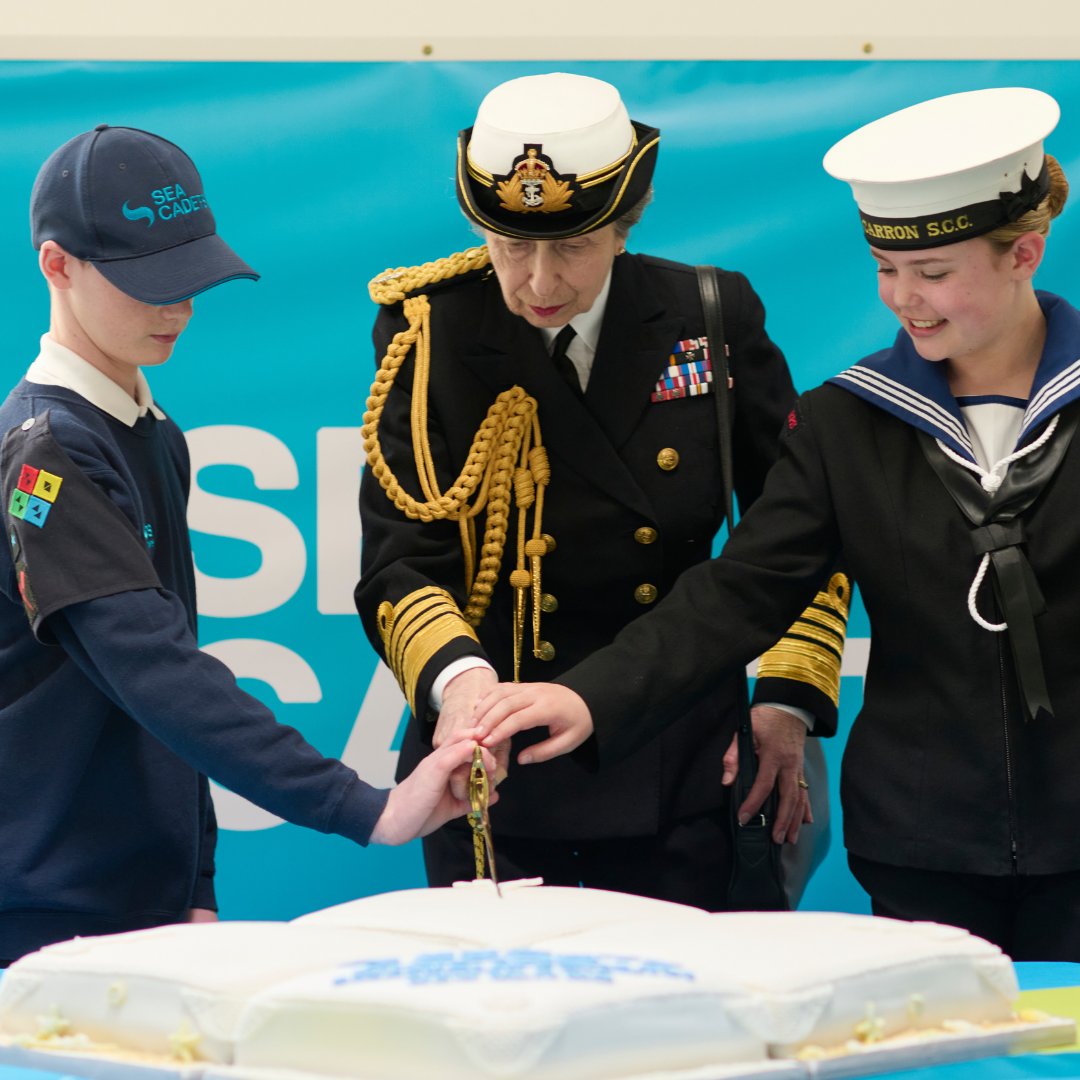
left=8, top=463, right=63, bottom=529
left=122, top=183, right=210, bottom=229
left=823, top=87, right=1061, bottom=251
left=495, top=145, right=575, bottom=215
left=30, top=124, right=259, bottom=305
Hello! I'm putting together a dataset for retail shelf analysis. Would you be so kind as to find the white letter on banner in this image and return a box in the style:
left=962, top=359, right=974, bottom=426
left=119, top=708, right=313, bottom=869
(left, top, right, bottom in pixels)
left=339, top=662, right=407, bottom=788
left=316, top=427, right=365, bottom=615
left=202, top=639, right=322, bottom=832
left=186, top=426, right=306, bottom=617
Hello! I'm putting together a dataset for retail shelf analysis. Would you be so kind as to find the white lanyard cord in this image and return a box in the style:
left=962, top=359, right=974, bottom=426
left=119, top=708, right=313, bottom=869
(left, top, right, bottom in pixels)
left=934, top=414, right=1060, bottom=632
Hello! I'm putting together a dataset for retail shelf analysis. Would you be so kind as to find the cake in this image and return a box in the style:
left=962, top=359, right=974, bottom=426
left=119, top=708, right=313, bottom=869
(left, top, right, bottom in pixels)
left=0, top=880, right=1070, bottom=1080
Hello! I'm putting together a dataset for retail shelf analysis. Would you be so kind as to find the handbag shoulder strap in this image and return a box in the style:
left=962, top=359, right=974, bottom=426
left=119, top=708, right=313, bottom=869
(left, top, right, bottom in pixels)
left=695, top=265, right=734, bottom=530
left=695, top=265, right=757, bottom=770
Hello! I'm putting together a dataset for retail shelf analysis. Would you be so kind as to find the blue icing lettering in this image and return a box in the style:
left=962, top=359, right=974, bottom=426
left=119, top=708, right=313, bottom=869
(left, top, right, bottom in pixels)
left=329, top=951, right=695, bottom=987
left=333, top=958, right=401, bottom=985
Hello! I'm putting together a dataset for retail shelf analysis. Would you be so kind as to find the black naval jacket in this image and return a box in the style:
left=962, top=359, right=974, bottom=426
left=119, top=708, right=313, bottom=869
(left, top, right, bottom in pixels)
left=561, top=291, right=1080, bottom=875
left=357, top=251, right=839, bottom=839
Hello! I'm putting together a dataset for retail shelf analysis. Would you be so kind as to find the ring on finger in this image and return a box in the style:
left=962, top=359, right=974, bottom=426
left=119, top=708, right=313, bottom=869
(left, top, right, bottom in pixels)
left=796, top=776, right=809, bottom=790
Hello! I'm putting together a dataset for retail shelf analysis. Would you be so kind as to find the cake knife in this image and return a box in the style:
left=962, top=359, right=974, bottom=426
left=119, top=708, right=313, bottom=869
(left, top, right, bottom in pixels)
left=467, top=745, right=502, bottom=897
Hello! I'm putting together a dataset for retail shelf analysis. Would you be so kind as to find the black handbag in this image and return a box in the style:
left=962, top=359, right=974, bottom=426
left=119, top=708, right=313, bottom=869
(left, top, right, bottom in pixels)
left=696, top=265, right=788, bottom=912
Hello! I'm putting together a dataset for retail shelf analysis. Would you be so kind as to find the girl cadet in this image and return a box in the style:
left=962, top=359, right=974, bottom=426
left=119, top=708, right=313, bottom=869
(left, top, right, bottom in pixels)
left=476, top=87, right=1080, bottom=961
left=357, top=72, right=848, bottom=909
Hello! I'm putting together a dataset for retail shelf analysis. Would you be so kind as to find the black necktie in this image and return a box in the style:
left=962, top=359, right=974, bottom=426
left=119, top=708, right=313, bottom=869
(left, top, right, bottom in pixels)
left=550, top=324, right=582, bottom=395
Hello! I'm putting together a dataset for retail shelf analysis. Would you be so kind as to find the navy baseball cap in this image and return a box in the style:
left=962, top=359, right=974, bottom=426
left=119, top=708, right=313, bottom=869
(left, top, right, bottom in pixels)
left=30, top=124, right=259, bottom=305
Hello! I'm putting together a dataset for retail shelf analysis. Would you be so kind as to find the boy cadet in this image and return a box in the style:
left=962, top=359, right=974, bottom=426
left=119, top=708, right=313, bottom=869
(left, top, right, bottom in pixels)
left=0, top=124, right=491, bottom=966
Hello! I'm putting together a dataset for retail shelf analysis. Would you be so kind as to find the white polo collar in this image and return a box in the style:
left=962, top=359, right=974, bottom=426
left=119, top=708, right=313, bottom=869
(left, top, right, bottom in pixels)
left=26, top=335, right=167, bottom=427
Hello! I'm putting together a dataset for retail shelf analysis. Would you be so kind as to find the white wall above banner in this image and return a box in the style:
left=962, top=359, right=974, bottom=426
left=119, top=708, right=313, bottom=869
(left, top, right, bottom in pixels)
left=3, top=0, right=1080, bottom=61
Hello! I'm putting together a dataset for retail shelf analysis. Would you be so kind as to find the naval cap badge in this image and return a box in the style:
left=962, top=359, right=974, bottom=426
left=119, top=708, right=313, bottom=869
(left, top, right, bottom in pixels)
left=495, top=144, right=575, bottom=215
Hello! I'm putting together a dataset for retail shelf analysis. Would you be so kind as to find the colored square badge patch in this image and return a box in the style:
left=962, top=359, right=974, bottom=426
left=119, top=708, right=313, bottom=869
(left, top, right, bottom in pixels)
left=32, top=469, right=63, bottom=501
left=651, top=337, right=715, bottom=403
left=16, top=464, right=39, bottom=493
left=8, top=465, right=62, bottom=528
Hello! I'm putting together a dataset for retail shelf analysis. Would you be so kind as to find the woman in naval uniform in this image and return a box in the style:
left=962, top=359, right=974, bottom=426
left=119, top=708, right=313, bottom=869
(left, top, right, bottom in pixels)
left=476, top=86, right=1080, bottom=960
left=357, top=72, right=849, bottom=910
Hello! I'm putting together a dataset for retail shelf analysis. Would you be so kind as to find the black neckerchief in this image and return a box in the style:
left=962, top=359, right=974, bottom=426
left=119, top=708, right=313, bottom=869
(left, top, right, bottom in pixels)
left=917, top=406, right=1080, bottom=722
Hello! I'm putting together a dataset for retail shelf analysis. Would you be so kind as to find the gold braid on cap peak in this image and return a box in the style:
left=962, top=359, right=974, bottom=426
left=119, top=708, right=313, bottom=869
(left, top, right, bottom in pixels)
left=756, top=573, right=852, bottom=707
left=363, top=247, right=553, bottom=685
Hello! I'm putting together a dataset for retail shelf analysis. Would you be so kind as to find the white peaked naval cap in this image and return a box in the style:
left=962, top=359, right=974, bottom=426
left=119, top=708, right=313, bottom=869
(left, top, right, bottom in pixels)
left=457, top=72, right=660, bottom=239
left=823, top=87, right=1060, bottom=249
left=468, top=73, right=633, bottom=178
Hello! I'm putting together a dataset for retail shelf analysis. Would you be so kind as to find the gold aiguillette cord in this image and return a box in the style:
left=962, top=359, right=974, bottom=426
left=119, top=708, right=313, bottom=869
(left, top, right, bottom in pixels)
left=467, top=746, right=501, bottom=897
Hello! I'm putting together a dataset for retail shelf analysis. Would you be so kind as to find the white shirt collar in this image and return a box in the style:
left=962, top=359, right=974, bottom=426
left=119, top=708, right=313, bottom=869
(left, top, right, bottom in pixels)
left=539, top=268, right=613, bottom=354
left=26, top=335, right=167, bottom=427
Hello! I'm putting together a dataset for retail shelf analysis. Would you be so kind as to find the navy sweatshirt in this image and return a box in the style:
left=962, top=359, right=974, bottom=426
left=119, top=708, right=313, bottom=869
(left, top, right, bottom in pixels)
left=0, top=374, right=386, bottom=964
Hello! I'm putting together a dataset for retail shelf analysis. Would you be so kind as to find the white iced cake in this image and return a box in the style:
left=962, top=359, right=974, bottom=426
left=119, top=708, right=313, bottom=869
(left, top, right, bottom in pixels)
left=0, top=880, right=1044, bottom=1079
left=0, top=921, right=460, bottom=1064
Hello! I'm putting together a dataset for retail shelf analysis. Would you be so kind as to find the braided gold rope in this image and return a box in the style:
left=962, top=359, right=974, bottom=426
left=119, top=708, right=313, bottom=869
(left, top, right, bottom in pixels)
left=363, top=249, right=551, bottom=676
left=368, top=246, right=492, bottom=305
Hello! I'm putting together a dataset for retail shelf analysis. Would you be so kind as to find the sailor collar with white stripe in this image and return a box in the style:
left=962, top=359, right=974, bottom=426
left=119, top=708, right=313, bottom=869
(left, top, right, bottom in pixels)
left=26, top=334, right=167, bottom=427
left=829, top=291, right=1080, bottom=465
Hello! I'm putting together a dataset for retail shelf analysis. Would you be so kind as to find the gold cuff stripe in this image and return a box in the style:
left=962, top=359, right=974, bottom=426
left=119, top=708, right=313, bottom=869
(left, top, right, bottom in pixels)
left=801, top=605, right=848, bottom=639
left=378, top=588, right=479, bottom=716
left=386, top=594, right=454, bottom=678
left=783, top=626, right=843, bottom=661
left=819, top=572, right=852, bottom=619
left=756, top=573, right=852, bottom=708
left=755, top=645, right=844, bottom=707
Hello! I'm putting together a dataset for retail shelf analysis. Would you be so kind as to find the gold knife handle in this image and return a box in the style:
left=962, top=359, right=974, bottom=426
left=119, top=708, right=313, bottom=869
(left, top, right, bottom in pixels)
left=467, top=746, right=500, bottom=893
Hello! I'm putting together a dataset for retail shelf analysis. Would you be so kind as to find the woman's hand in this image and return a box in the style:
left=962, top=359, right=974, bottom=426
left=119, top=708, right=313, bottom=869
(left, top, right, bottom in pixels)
left=722, top=704, right=811, bottom=844
left=475, top=682, right=594, bottom=763
left=370, top=733, right=499, bottom=845
left=435, top=668, right=508, bottom=797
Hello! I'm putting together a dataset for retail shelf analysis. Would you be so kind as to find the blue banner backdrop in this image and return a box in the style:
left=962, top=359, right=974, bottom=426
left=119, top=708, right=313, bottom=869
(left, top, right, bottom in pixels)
left=2, top=60, right=1078, bottom=920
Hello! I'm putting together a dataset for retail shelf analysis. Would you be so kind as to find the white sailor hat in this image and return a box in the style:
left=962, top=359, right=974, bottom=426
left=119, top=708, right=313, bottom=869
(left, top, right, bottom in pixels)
left=823, top=87, right=1060, bottom=250
left=456, top=72, right=659, bottom=239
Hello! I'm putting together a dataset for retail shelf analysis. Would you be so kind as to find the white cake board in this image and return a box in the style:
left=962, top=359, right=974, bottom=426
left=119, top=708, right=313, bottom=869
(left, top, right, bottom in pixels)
left=0, top=1017, right=1073, bottom=1080
left=797, top=1015, right=1076, bottom=1078
left=200, top=1063, right=803, bottom=1080
left=0, top=1037, right=206, bottom=1079
left=0, top=1044, right=802, bottom=1080
left=198, top=1018, right=1074, bottom=1080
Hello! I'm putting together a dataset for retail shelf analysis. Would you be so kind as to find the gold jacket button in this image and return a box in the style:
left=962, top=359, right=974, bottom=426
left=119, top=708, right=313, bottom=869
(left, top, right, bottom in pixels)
left=535, top=640, right=556, bottom=661
left=541, top=533, right=557, bottom=553
left=540, top=593, right=559, bottom=613
left=634, top=526, right=658, bottom=545
left=656, top=447, right=680, bottom=471
left=634, top=584, right=659, bottom=605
